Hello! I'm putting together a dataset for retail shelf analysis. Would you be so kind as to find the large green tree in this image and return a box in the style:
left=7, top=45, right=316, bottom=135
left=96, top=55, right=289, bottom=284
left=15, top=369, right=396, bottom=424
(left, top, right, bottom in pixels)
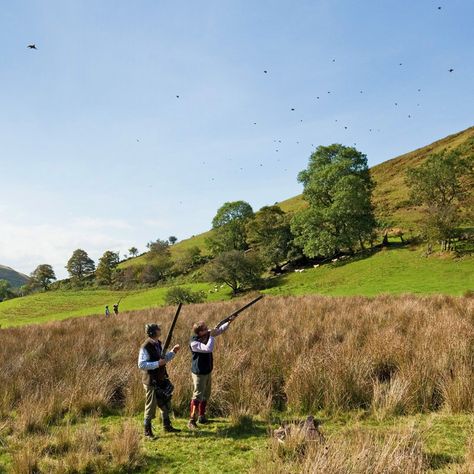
left=30, top=264, right=56, bottom=290
left=291, top=144, right=376, bottom=257
left=246, top=205, right=294, bottom=271
left=406, top=150, right=473, bottom=251
left=206, top=250, right=263, bottom=294
left=96, top=251, right=120, bottom=285
left=66, top=249, right=95, bottom=281
left=207, top=201, right=254, bottom=254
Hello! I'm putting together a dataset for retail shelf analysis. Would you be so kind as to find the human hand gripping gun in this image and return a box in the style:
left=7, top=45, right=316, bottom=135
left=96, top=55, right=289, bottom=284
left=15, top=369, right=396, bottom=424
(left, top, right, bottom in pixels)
left=210, top=295, right=264, bottom=336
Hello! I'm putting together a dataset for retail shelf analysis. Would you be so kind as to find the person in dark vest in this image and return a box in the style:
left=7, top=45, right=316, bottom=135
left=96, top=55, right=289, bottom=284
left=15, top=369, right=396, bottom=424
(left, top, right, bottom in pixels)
left=187, top=318, right=234, bottom=430
left=113, top=303, right=119, bottom=315
left=138, top=323, right=181, bottom=438
left=105, top=305, right=110, bottom=317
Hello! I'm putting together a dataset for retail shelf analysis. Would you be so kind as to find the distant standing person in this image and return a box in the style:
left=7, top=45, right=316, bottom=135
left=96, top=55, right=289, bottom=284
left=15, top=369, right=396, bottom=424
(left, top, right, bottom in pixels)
left=187, top=318, right=235, bottom=430
left=113, top=303, right=119, bottom=315
left=138, top=323, right=181, bottom=438
left=105, top=305, right=110, bottom=317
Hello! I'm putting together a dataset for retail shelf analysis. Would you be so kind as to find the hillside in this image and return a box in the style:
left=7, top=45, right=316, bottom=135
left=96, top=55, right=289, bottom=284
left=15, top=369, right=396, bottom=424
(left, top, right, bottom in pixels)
left=121, top=126, right=474, bottom=266
left=2, top=244, right=473, bottom=328
left=0, top=264, right=29, bottom=288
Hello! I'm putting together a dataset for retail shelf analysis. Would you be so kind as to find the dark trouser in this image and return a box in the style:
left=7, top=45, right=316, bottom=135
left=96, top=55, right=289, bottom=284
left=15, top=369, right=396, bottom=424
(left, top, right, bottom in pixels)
left=143, top=384, right=172, bottom=425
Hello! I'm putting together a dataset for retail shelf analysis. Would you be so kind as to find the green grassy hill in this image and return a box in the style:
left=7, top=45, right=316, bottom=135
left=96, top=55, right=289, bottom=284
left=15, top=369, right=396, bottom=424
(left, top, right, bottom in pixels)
left=1, top=244, right=472, bottom=328
left=120, top=126, right=474, bottom=266
left=0, top=264, right=29, bottom=288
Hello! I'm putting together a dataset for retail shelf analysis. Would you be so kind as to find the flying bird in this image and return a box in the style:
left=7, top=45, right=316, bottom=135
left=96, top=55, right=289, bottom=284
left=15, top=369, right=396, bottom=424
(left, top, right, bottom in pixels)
left=264, top=70, right=268, bottom=73
left=438, top=6, right=442, bottom=10
left=291, top=108, right=295, bottom=111
left=449, top=68, right=454, bottom=72
left=27, top=44, right=37, bottom=49
left=176, top=95, right=180, bottom=98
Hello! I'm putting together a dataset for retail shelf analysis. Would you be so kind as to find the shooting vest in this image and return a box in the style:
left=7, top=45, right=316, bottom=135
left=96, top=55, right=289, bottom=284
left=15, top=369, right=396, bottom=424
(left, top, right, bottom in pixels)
left=141, top=338, right=167, bottom=386
left=190, top=335, right=213, bottom=375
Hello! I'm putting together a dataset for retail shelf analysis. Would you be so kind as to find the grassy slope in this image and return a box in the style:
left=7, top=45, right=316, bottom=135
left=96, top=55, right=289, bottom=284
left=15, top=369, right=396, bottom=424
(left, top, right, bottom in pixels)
left=0, top=283, right=232, bottom=328
left=264, top=245, right=474, bottom=297
left=1, top=245, right=472, bottom=328
left=119, top=126, right=474, bottom=267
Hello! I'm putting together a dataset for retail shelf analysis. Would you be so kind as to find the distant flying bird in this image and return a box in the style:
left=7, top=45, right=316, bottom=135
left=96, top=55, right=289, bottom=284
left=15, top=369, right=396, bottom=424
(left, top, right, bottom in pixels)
left=291, top=108, right=295, bottom=111
left=27, top=44, right=37, bottom=49
left=438, top=6, right=442, bottom=10
left=360, top=90, right=363, bottom=93
left=253, top=122, right=257, bottom=125
left=399, top=63, right=403, bottom=66
left=176, top=95, right=180, bottom=98
left=332, top=59, right=336, bottom=62
left=395, top=102, right=398, bottom=106
left=264, top=70, right=268, bottom=73
left=449, top=68, right=454, bottom=72
left=316, top=96, right=320, bottom=99
left=344, top=126, right=348, bottom=129
left=418, top=88, right=422, bottom=92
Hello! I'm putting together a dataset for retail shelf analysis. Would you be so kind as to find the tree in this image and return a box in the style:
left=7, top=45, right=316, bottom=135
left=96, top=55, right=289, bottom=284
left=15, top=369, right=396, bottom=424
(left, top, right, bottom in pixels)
left=66, top=249, right=95, bottom=281
left=172, top=246, right=203, bottom=274
left=146, top=239, right=170, bottom=259
left=246, top=205, right=294, bottom=271
left=291, top=144, right=376, bottom=257
left=207, top=201, right=254, bottom=254
left=165, top=286, right=206, bottom=305
left=0, top=279, right=12, bottom=301
left=406, top=150, right=473, bottom=251
left=30, top=264, right=56, bottom=290
left=96, top=251, right=120, bottom=285
left=128, top=247, right=139, bottom=258
left=206, top=250, right=263, bottom=294
left=168, top=236, right=178, bottom=245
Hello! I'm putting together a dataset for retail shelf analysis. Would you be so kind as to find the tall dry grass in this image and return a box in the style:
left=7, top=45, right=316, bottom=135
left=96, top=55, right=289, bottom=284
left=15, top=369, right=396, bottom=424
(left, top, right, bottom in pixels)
left=1, top=294, right=473, bottom=427
left=253, top=425, right=427, bottom=473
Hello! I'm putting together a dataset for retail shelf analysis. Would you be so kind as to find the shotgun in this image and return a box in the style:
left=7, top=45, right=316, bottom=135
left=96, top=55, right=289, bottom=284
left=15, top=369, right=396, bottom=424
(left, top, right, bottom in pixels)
left=161, top=303, right=183, bottom=355
left=214, top=295, right=264, bottom=330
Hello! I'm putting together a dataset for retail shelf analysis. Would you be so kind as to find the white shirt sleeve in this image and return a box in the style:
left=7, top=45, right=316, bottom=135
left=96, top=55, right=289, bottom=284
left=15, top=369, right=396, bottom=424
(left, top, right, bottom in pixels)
left=190, top=336, right=215, bottom=353
left=138, top=347, right=159, bottom=370
left=137, top=347, right=175, bottom=369
left=213, top=322, right=230, bottom=336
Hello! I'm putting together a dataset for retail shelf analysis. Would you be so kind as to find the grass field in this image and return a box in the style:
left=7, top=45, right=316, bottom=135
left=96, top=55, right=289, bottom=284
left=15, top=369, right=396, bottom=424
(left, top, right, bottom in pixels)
left=0, top=283, right=232, bottom=328
left=1, top=412, right=473, bottom=473
left=2, top=294, right=474, bottom=472
left=1, top=245, right=472, bottom=328
left=264, top=245, right=474, bottom=297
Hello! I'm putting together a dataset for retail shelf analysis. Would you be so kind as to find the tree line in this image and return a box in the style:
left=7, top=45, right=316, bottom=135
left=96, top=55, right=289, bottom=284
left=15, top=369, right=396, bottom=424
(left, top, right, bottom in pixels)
left=2, top=143, right=471, bottom=301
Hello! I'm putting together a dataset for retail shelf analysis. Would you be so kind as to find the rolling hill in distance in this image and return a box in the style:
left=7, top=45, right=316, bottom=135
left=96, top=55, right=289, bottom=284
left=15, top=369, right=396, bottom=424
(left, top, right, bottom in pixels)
left=0, top=264, right=29, bottom=288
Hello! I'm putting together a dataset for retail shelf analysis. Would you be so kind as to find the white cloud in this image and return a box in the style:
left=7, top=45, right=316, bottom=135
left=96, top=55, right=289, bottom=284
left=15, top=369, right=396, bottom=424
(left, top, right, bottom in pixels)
left=0, top=216, right=132, bottom=278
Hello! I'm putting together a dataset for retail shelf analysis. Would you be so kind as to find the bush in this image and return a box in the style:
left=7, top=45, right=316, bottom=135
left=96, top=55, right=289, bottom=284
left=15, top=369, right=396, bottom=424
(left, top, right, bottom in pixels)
left=165, top=286, right=206, bottom=305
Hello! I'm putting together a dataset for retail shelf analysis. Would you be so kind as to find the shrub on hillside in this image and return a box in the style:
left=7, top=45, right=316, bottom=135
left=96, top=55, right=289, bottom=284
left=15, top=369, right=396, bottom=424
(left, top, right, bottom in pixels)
left=165, top=286, right=206, bottom=305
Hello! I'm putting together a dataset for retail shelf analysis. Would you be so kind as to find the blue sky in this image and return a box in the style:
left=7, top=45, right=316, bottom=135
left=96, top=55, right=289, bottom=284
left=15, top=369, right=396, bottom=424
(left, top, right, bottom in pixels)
left=0, top=0, right=473, bottom=278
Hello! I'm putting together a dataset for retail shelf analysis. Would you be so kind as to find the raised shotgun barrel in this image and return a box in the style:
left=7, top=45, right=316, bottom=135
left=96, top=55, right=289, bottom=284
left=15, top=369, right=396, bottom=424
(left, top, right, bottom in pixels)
left=214, top=295, right=264, bottom=329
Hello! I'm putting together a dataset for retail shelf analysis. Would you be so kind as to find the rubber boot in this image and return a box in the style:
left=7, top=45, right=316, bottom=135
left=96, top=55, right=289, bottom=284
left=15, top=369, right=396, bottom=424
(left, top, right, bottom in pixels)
left=198, top=400, right=208, bottom=424
left=163, top=417, right=181, bottom=433
left=144, top=421, right=155, bottom=439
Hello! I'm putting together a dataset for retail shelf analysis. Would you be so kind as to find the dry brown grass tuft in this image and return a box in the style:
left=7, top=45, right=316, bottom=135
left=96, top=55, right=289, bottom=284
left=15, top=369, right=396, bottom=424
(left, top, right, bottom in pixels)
left=108, top=420, right=142, bottom=470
